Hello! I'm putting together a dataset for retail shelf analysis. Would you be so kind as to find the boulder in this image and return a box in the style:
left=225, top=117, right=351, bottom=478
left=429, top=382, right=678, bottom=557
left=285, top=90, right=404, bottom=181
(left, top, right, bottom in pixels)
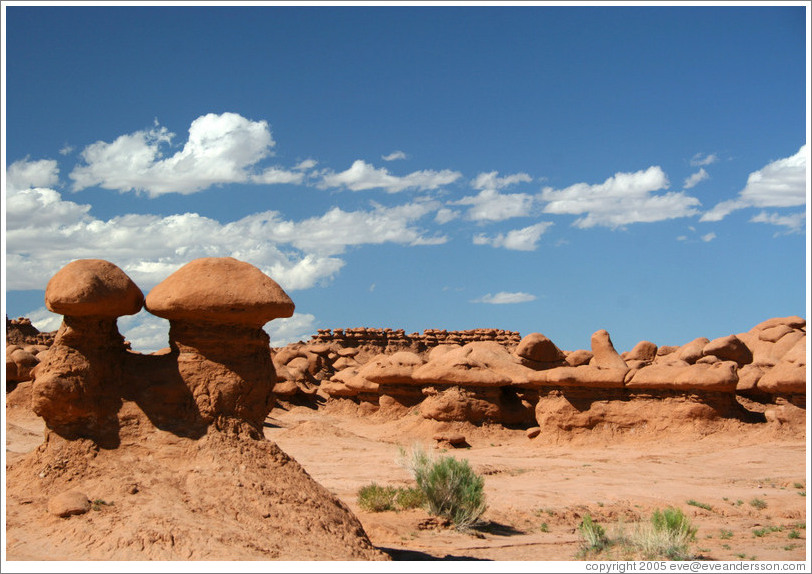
left=48, top=490, right=91, bottom=518
left=564, top=349, right=593, bottom=367
left=702, top=334, right=752, bottom=366
left=676, top=337, right=709, bottom=364
left=514, top=333, right=565, bottom=363
left=624, top=340, right=658, bottom=363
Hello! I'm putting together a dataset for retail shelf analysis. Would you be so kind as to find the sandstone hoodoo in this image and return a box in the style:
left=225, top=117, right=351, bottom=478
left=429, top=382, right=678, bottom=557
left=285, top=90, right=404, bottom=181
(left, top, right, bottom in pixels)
left=32, top=259, right=144, bottom=444
left=145, top=257, right=295, bottom=436
left=10, top=257, right=387, bottom=561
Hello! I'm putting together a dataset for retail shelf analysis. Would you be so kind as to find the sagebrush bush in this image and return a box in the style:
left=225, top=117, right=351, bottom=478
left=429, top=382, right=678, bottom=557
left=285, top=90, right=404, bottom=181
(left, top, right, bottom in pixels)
left=357, top=483, right=397, bottom=512
left=578, top=514, right=609, bottom=553
left=395, top=486, right=426, bottom=510
left=636, top=507, right=697, bottom=560
left=400, top=444, right=487, bottom=530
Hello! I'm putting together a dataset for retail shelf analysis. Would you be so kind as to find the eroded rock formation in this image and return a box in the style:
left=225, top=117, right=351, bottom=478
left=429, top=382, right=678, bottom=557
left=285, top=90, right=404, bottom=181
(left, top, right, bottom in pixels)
left=10, top=257, right=387, bottom=561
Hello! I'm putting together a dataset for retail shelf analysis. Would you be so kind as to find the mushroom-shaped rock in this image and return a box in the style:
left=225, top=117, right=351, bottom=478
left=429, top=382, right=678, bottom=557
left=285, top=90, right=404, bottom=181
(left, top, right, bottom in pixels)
left=45, top=259, right=143, bottom=318
left=145, top=257, right=294, bottom=326
left=144, top=258, right=296, bottom=436
left=590, top=330, right=628, bottom=370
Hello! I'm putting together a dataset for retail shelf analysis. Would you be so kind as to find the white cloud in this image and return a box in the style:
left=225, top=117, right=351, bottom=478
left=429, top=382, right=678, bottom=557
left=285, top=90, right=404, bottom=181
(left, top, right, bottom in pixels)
left=318, top=159, right=461, bottom=193
left=294, top=159, right=318, bottom=171
left=750, top=211, right=806, bottom=234
left=59, top=145, right=74, bottom=156
left=69, top=113, right=279, bottom=196
left=382, top=150, right=407, bottom=161
left=434, top=207, right=460, bottom=224
left=539, top=166, right=700, bottom=229
left=27, top=307, right=63, bottom=333
left=701, top=145, right=807, bottom=222
left=5, top=165, right=445, bottom=293
left=701, top=232, right=716, bottom=242
left=472, top=222, right=553, bottom=251
left=470, top=171, right=532, bottom=191
left=454, top=189, right=535, bottom=222
left=691, top=153, right=718, bottom=167
left=6, top=158, right=60, bottom=192
left=264, top=313, right=318, bottom=348
left=471, top=291, right=537, bottom=304
left=118, top=311, right=172, bottom=353
left=683, top=168, right=709, bottom=189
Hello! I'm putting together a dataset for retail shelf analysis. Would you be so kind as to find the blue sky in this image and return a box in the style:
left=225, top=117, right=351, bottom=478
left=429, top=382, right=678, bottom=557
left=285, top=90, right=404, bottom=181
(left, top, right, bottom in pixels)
left=3, top=2, right=809, bottom=354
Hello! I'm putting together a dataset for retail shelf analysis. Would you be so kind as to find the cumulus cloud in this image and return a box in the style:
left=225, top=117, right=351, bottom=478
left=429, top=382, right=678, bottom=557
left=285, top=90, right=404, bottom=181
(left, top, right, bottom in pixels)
left=319, top=159, right=461, bottom=193
left=539, top=166, right=700, bottom=229
left=68, top=113, right=299, bottom=196
left=435, top=208, right=460, bottom=224
left=471, top=291, right=537, bottom=304
left=691, top=153, right=718, bottom=167
left=683, top=168, right=709, bottom=189
left=701, top=232, right=716, bottom=242
left=6, top=160, right=446, bottom=292
left=701, top=145, right=807, bottom=222
left=750, top=211, right=806, bottom=234
left=472, top=222, right=553, bottom=251
left=6, top=158, right=60, bottom=192
left=470, top=171, right=532, bottom=191
left=382, top=150, right=407, bottom=161
left=453, top=189, right=535, bottom=222
left=264, top=313, right=318, bottom=347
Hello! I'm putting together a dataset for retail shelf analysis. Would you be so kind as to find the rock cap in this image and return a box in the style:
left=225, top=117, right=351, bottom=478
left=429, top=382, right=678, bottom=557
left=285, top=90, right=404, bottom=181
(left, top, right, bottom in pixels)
left=145, top=257, right=294, bottom=326
left=45, top=259, right=144, bottom=318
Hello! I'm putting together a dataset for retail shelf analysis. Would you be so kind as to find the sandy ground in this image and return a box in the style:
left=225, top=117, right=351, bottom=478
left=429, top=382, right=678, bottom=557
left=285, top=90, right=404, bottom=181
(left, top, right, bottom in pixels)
left=5, top=394, right=810, bottom=562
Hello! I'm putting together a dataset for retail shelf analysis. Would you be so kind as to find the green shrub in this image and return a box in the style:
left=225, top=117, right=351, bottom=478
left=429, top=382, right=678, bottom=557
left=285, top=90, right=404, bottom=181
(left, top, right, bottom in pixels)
left=719, top=529, right=733, bottom=540
left=578, top=514, right=609, bottom=552
left=401, top=444, right=487, bottom=530
left=357, top=483, right=397, bottom=512
left=395, top=486, right=426, bottom=510
left=749, top=497, right=767, bottom=510
left=686, top=499, right=712, bottom=511
left=634, top=507, right=696, bottom=560
left=788, top=530, right=801, bottom=540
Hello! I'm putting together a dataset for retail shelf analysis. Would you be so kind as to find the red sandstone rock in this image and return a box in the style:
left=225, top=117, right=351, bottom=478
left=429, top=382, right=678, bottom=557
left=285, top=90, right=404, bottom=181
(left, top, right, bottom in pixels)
left=676, top=337, right=709, bottom=364
left=47, top=490, right=91, bottom=518
left=45, top=259, right=143, bottom=318
left=358, top=351, right=425, bottom=385
left=145, top=257, right=294, bottom=326
left=626, top=361, right=738, bottom=392
left=515, top=333, right=565, bottom=363
left=758, top=336, right=806, bottom=395
left=702, top=334, right=752, bottom=366
left=564, top=349, right=593, bottom=367
left=412, top=342, right=529, bottom=387
left=590, top=330, right=628, bottom=369
left=624, top=340, right=658, bottom=363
